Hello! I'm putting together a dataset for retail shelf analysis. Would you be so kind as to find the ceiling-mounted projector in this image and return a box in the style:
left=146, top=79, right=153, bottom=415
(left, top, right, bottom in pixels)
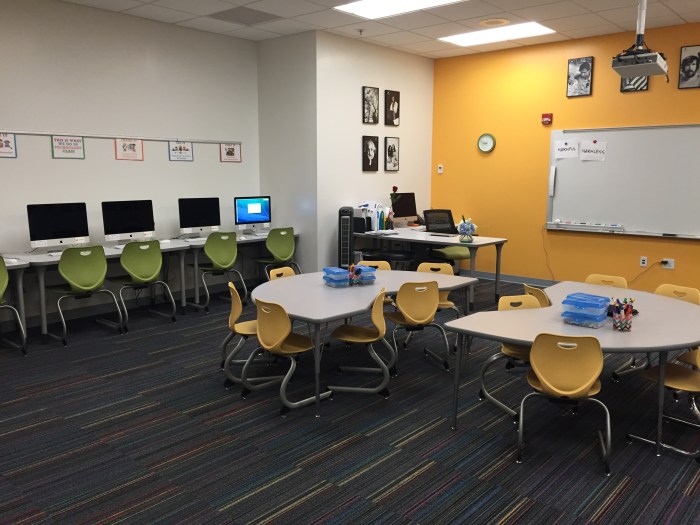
left=612, top=51, right=667, bottom=77
left=611, top=0, right=668, bottom=79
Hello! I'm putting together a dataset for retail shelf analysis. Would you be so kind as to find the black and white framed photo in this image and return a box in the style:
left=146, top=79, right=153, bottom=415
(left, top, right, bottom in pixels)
left=384, top=90, right=400, bottom=125
left=385, top=137, right=399, bottom=171
left=679, top=45, right=700, bottom=89
left=620, top=76, right=648, bottom=93
left=566, top=56, right=593, bottom=97
left=362, top=135, right=379, bottom=172
left=363, top=86, right=379, bottom=123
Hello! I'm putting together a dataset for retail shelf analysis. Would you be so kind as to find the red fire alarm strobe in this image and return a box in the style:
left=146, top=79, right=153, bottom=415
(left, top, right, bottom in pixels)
left=542, top=113, right=553, bottom=126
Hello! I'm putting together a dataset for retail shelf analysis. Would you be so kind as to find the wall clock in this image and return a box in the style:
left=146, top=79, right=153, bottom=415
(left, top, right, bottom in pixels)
left=478, top=133, right=496, bottom=153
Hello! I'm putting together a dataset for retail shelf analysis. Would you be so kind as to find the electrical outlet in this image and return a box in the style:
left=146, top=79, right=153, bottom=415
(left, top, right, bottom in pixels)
left=662, top=258, right=675, bottom=270
left=640, top=256, right=647, bottom=267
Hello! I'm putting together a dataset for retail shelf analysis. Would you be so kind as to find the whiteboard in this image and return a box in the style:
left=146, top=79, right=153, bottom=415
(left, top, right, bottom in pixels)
left=546, top=125, right=700, bottom=239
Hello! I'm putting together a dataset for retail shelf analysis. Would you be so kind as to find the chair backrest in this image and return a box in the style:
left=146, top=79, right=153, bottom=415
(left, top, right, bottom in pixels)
left=654, top=283, right=700, bottom=305
left=423, top=209, right=458, bottom=234
left=370, top=287, right=388, bottom=338
left=584, top=273, right=628, bottom=288
left=523, top=284, right=552, bottom=307
left=255, top=298, right=292, bottom=352
left=203, top=232, right=238, bottom=271
left=269, top=266, right=296, bottom=280
left=120, top=240, right=162, bottom=284
left=265, top=227, right=295, bottom=263
left=417, top=262, right=453, bottom=302
left=358, top=260, right=391, bottom=271
left=395, top=281, right=439, bottom=325
left=227, top=282, right=243, bottom=329
left=0, top=257, right=8, bottom=300
left=59, top=246, right=108, bottom=293
left=498, top=294, right=541, bottom=311
left=530, top=333, right=603, bottom=399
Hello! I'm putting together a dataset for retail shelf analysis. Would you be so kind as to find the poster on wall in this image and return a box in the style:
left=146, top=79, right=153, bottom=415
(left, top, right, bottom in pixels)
left=51, top=135, right=85, bottom=159
left=115, top=138, right=144, bottom=161
left=385, top=137, right=399, bottom=171
left=362, top=135, right=379, bottom=172
left=168, top=141, right=194, bottom=161
left=220, top=142, right=242, bottom=162
left=0, top=133, right=17, bottom=158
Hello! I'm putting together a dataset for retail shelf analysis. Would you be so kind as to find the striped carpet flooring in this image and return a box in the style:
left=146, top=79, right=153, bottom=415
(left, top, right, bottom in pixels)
left=0, top=280, right=698, bottom=524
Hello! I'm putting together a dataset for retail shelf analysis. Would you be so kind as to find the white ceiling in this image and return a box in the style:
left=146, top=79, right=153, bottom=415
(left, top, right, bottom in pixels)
left=59, top=0, right=700, bottom=58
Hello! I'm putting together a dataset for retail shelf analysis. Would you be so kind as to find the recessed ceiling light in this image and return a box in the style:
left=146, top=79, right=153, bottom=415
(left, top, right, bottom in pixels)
left=439, top=22, right=555, bottom=47
left=335, top=0, right=464, bottom=20
left=479, top=18, right=510, bottom=28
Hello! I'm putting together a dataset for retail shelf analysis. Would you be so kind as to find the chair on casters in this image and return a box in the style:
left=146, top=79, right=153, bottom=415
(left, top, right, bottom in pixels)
left=256, top=227, right=300, bottom=279
left=523, top=284, right=552, bottom=307
left=192, top=232, right=247, bottom=313
left=50, top=246, right=123, bottom=346
left=517, top=333, right=611, bottom=475
left=385, top=281, right=450, bottom=372
left=479, top=295, right=542, bottom=421
left=0, top=257, right=26, bottom=354
left=110, top=241, right=176, bottom=332
left=583, top=274, right=636, bottom=381
left=328, top=288, right=395, bottom=398
left=245, top=298, right=331, bottom=416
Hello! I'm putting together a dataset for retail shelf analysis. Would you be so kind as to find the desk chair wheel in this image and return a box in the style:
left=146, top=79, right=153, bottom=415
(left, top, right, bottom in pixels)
left=224, top=378, right=235, bottom=390
left=390, top=366, right=397, bottom=377
left=380, top=388, right=390, bottom=399
left=241, top=388, right=251, bottom=399
left=478, top=388, right=485, bottom=400
left=280, top=405, right=291, bottom=417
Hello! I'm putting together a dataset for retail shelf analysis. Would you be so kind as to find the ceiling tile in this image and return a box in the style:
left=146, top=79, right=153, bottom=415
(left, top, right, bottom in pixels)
left=153, top=0, right=235, bottom=16
left=378, top=11, right=450, bottom=31
left=62, top=0, right=143, bottom=11
left=332, top=21, right=400, bottom=38
left=412, top=22, right=473, bottom=39
left=366, top=32, right=432, bottom=46
left=123, top=4, right=196, bottom=23
left=428, top=0, right=505, bottom=20
left=513, top=1, right=589, bottom=22
left=226, top=26, right=281, bottom=39
left=177, top=17, right=245, bottom=32
left=246, top=0, right=326, bottom=17
left=254, top=18, right=317, bottom=35
left=294, top=9, right=360, bottom=28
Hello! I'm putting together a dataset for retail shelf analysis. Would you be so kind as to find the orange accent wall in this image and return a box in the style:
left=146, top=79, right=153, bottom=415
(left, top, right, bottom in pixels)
left=432, top=23, right=700, bottom=291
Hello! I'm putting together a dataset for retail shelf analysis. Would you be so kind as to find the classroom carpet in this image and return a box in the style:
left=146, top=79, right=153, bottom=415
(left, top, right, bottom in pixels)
left=0, top=280, right=698, bottom=524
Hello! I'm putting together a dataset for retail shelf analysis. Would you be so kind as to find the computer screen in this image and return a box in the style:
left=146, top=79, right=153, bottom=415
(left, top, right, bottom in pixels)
left=27, top=202, right=90, bottom=249
left=391, top=192, right=418, bottom=218
left=101, top=200, right=155, bottom=241
left=234, top=196, right=271, bottom=232
left=178, top=197, right=221, bottom=234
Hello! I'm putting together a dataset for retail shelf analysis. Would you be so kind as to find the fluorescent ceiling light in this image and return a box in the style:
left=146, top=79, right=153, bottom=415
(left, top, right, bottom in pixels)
left=335, top=0, right=464, bottom=20
left=440, top=22, right=555, bottom=47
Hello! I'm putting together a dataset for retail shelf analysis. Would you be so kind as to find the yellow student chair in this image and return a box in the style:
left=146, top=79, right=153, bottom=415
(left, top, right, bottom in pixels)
left=517, top=333, right=611, bottom=475
left=0, top=257, right=26, bottom=354
left=328, top=288, right=395, bottom=398
left=385, top=280, right=450, bottom=372
left=479, top=294, right=542, bottom=420
left=656, top=284, right=700, bottom=369
left=110, top=240, right=176, bottom=332
left=357, top=260, right=394, bottom=307
left=423, top=209, right=471, bottom=269
left=244, top=298, right=331, bottom=416
left=523, top=284, right=552, bottom=308
left=268, top=266, right=297, bottom=280
left=50, top=246, right=123, bottom=345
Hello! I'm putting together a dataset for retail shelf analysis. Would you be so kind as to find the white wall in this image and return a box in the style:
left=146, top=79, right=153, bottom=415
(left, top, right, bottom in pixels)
left=0, top=0, right=260, bottom=252
left=315, top=32, right=434, bottom=268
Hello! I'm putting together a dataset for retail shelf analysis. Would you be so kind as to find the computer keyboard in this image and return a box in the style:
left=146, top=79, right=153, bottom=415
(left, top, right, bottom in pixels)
left=429, top=232, right=457, bottom=237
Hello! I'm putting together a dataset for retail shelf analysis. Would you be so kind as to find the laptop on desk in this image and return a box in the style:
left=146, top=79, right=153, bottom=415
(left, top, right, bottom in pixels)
left=423, top=209, right=459, bottom=235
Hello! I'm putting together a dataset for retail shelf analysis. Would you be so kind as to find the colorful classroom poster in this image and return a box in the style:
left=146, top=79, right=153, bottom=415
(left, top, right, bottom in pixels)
left=0, top=133, right=17, bottom=158
left=52, top=135, right=85, bottom=159
left=219, top=143, right=242, bottom=162
left=168, top=141, right=194, bottom=161
left=115, top=138, right=144, bottom=161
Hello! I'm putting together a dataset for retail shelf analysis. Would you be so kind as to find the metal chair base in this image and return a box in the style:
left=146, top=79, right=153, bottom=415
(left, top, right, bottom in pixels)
left=118, top=280, right=176, bottom=332
left=328, top=341, right=393, bottom=396
left=0, top=304, right=27, bottom=355
left=53, top=289, right=123, bottom=346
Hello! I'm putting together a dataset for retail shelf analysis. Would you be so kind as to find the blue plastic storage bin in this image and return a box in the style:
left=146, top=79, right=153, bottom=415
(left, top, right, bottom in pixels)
left=562, top=293, right=609, bottom=317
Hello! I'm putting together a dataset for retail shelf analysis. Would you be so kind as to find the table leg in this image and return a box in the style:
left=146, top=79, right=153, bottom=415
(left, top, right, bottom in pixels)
left=467, top=247, right=478, bottom=310
left=655, top=351, right=667, bottom=456
left=494, top=243, right=504, bottom=303
left=193, top=248, right=201, bottom=304
left=451, top=333, right=464, bottom=430
left=37, top=266, right=48, bottom=344
left=178, top=250, right=187, bottom=314
left=13, top=267, right=26, bottom=329
left=314, top=323, right=321, bottom=418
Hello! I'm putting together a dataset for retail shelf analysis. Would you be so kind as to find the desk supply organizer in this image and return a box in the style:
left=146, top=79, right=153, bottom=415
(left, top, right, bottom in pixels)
left=561, top=292, right=609, bottom=329
left=611, top=297, right=634, bottom=331
left=323, top=265, right=376, bottom=288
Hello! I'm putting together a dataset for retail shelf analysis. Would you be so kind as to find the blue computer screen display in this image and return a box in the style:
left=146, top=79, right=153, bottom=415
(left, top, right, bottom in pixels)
left=234, top=196, right=271, bottom=225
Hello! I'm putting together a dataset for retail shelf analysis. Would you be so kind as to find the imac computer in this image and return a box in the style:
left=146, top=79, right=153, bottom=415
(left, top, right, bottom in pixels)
left=101, top=200, right=155, bottom=242
left=178, top=197, right=220, bottom=238
left=234, top=195, right=271, bottom=234
left=27, top=202, right=90, bottom=250
left=391, top=192, right=418, bottom=227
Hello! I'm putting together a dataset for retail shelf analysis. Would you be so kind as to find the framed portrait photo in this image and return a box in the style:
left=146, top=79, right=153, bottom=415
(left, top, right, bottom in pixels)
left=362, top=135, right=379, bottom=172
left=620, top=76, right=648, bottom=93
left=566, top=56, right=593, bottom=97
left=678, top=45, right=700, bottom=89
left=385, top=137, right=399, bottom=171
left=384, top=90, right=400, bottom=126
left=363, top=86, right=379, bottom=123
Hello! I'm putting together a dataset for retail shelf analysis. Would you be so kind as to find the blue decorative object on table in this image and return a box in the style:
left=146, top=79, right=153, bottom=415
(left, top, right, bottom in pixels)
left=458, top=215, right=477, bottom=243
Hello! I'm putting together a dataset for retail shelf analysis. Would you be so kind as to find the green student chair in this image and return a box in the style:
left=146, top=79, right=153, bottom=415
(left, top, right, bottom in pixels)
left=0, top=257, right=27, bottom=354
left=193, top=232, right=247, bottom=313
left=257, top=227, right=301, bottom=279
left=423, top=209, right=471, bottom=269
left=50, top=246, right=123, bottom=345
left=110, top=240, right=176, bottom=332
